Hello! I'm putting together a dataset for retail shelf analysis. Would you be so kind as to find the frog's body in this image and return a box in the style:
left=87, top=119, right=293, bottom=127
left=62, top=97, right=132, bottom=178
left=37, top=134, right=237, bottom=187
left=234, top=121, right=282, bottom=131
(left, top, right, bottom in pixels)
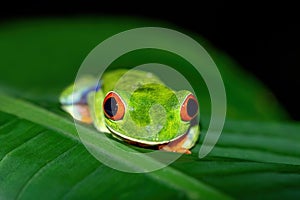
left=60, top=69, right=200, bottom=154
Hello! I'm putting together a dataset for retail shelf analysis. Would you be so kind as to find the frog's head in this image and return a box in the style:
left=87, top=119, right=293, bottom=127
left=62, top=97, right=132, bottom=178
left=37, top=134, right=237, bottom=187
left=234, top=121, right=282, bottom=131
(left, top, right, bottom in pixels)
left=102, top=83, right=199, bottom=145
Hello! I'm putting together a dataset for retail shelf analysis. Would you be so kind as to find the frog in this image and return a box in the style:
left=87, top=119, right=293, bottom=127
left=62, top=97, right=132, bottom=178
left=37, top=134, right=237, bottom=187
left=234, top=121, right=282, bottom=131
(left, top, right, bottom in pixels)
left=60, top=69, right=200, bottom=154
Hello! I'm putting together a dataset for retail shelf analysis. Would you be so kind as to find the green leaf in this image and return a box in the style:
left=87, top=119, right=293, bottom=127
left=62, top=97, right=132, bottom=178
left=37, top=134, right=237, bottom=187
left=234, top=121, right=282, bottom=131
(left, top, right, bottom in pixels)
left=0, top=93, right=230, bottom=200
left=1, top=93, right=300, bottom=199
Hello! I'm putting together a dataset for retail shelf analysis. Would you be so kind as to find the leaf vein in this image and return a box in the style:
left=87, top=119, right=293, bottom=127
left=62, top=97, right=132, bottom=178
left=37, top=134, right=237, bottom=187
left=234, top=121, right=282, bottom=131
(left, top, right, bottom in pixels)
left=0, top=118, right=18, bottom=130
left=16, top=144, right=79, bottom=200
left=62, top=165, right=102, bottom=200
left=215, top=143, right=300, bottom=162
left=0, top=130, right=45, bottom=163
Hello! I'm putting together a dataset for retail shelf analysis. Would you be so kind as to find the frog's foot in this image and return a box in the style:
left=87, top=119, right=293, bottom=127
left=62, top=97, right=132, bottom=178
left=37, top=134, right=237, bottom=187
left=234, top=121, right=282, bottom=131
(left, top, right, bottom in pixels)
left=158, top=125, right=199, bottom=154
left=62, top=104, right=93, bottom=124
left=60, top=76, right=100, bottom=124
left=158, top=133, right=192, bottom=154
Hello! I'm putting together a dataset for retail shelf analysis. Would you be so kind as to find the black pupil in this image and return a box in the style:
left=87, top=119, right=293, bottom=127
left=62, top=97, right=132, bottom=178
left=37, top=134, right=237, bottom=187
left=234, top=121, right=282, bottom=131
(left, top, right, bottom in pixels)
left=187, top=99, right=198, bottom=118
left=104, top=97, right=118, bottom=117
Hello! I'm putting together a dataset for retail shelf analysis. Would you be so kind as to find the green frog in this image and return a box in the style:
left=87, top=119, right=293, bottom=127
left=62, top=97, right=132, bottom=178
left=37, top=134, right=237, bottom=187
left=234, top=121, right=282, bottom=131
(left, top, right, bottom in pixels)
left=60, top=69, right=200, bottom=154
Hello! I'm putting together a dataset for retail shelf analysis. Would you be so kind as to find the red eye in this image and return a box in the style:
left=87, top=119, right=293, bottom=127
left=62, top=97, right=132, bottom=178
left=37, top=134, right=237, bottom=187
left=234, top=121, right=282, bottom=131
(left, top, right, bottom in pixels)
left=180, top=94, right=199, bottom=121
left=103, top=91, right=125, bottom=121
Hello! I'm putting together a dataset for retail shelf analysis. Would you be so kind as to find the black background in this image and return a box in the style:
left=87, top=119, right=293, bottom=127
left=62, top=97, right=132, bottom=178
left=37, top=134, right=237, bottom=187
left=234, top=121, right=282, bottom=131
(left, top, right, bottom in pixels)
left=1, top=1, right=299, bottom=120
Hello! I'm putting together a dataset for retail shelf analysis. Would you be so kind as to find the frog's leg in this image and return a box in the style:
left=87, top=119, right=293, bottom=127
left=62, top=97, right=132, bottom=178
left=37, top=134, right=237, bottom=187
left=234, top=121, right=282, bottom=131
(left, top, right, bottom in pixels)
left=159, top=125, right=200, bottom=154
left=59, top=76, right=100, bottom=124
left=87, top=90, right=110, bottom=133
left=61, top=104, right=93, bottom=124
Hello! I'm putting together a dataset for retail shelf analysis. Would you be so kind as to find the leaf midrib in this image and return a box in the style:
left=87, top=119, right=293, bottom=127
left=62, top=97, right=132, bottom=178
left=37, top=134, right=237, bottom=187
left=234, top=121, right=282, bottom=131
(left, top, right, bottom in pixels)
left=0, top=93, right=230, bottom=200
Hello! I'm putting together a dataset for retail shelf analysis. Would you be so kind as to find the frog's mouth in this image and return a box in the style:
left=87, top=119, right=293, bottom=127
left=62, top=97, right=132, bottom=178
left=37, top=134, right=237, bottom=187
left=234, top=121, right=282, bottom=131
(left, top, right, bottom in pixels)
left=106, top=125, right=187, bottom=146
